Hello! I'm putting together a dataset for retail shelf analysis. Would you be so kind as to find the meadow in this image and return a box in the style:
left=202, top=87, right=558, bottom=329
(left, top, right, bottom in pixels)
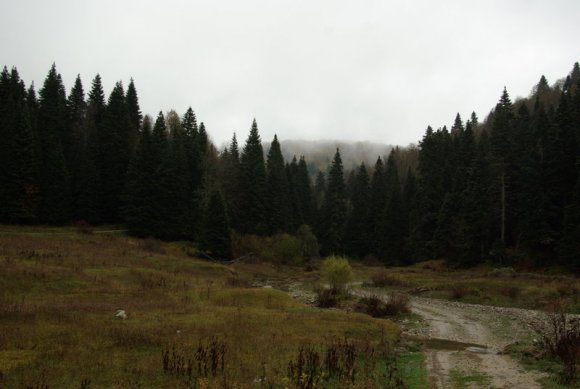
left=0, top=226, right=409, bottom=389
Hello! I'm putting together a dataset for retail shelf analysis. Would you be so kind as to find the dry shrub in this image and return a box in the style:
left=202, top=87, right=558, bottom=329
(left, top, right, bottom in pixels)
left=355, top=294, right=410, bottom=317
left=556, top=282, right=579, bottom=297
left=73, top=220, right=94, bottom=235
left=498, top=286, right=521, bottom=299
left=139, top=237, right=166, bottom=254
left=316, top=287, right=340, bottom=308
left=224, top=275, right=249, bottom=288
left=450, top=286, right=470, bottom=299
left=534, top=302, right=580, bottom=384
left=370, top=270, right=404, bottom=288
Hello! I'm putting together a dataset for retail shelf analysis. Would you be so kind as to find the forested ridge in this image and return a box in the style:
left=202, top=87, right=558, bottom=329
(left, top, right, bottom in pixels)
left=1, top=63, right=579, bottom=271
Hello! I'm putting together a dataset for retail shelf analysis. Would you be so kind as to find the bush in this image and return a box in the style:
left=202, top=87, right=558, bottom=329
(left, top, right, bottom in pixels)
left=534, top=303, right=580, bottom=384
left=139, top=237, right=166, bottom=254
left=316, top=287, right=340, bottom=308
left=370, top=270, right=404, bottom=287
left=498, top=286, right=521, bottom=299
left=450, top=286, right=469, bottom=299
left=355, top=294, right=410, bottom=317
left=296, top=225, right=320, bottom=259
left=271, top=233, right=302, bottom=264
left=320, top=256, right=353, bottom=294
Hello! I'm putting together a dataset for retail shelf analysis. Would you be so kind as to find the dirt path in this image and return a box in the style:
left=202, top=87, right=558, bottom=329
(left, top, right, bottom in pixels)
left=407, top=297, right=547, bottom=388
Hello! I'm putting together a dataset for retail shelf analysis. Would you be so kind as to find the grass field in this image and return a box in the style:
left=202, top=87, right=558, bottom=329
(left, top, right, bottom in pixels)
left=351, top=260, right=580, bottom=313
left=0, top=226, right=405, bottom=388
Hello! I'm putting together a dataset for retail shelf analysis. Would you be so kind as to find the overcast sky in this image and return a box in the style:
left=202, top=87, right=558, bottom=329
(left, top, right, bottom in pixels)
left=2, top=0, right=579, bottom=146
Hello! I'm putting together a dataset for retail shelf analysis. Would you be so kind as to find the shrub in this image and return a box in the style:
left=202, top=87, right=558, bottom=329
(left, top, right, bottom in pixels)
left=498, top=286, right=521, bottom=299
left=316, top=287, right=340, bottom=308
left=320, top=256, right=353, bottom=294
left=296, top=225, right=320, bottom=259
left=534, top=303, right=580, bottom=384
left=74, top=220, right=94, bottom=235
left=370, top=270, right=404, bottom=287
left=271, top=233, right=302, bottom=264
left=355, top=294, right=410, bottom=317
left=450, top=286, right=469, bottom=299
left=139, top=237, right=166, bottom=254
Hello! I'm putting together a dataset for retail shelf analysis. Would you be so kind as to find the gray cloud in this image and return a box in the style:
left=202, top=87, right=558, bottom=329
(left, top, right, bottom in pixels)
left=2, top=0, right=579, bottom=146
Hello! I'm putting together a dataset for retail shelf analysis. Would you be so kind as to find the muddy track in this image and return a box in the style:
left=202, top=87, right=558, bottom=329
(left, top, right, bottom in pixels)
left=408, top=297, right=547, bottom=388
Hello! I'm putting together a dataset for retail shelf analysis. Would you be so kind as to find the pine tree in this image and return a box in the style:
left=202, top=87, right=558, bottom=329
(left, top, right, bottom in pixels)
left=125, top=78, right=142, bottom=152
left=369, top=157, right=387, bottom=256
left=0, top=67, right=39, bottom=222
left=200, top=191, right=232, bottom=259
left=66, top=75, right=87, bottom=220
left=345, top=162, right=370, bottom=257
left=381, top=151, right=406, bottom=263
left=239, top=119, right=268, bottom=234
left=266, top=135, right=290, bottom=233
left=489, top=88, right=515, bottom=247
left=220, top=133, right=244, bottom=231
left=76, top=74, right=105, bottom=223
left=123, top=116, right=157, bottom=236
left=321, top=149, right=347, bottom=254
left=37, top=64, right=71, bottom=223
left=160, top=111, right=192, bottom=239
left=100, top=81, right=131, bottom=222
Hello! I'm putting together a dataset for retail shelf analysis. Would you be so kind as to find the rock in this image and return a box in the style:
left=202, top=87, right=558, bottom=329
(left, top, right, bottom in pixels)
left=115, top=309, right=127, bottom=320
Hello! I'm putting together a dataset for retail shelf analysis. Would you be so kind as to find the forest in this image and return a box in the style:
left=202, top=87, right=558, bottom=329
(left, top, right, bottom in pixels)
left=0, top=63, right=579, bottom=272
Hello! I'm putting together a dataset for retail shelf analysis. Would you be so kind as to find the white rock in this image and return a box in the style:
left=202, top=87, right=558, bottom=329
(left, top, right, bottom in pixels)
left=115, top=309, right=127, bottom=320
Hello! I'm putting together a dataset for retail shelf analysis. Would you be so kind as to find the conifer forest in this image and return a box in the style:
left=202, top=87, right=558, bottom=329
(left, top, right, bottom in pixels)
left=1, top=63, right=579, bottom=272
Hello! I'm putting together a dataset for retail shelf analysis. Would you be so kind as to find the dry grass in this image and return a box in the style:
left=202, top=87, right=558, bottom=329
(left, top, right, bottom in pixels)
left=0, top=226, right=401, bottom=388
left=356, top=260, right=580, bottom=313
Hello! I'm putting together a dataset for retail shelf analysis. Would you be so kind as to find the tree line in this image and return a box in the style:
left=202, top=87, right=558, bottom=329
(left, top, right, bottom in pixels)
left=0, top=63, right=578, bottom=271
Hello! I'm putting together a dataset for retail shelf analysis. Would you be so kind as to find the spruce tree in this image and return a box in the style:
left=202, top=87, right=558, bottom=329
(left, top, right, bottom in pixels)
left=266, top=135, right=290, bottom=233
left=66, top=75, right=87, bottom=220
left=160, top=111, right=192, bottom=239
left=37, top=64, right=71, bottom=224
left=125, top=78, right=142, bottom=152
left=321, top=149, right=347, bottom=254
left=489, top=88, right=515, bottom=247
left=369, top=157, right=387, bottom=256
left=100, top=81, right=131, bottom=222
left=345, top=162, right=370, bottom=257
left=76, top=74, right=105, bottom=223
left=123, top=116, right=157, bottom=236
left=0, top=67, right=39, bottom=222
left=220, top=133, right=244, bottom=232
left=200, top=190, right=232, bottom=259
left=381, top=151, right=406, bottom=263
left=239, top=119, right=268, bottom=234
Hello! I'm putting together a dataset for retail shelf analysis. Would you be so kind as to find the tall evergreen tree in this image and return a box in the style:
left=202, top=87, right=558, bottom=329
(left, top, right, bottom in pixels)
left=66, top=75, right=87, bottom=220
left=321, top=149, right=347, bottom=254
left=345, top=162, right=370, bottom=257
left=100, top=81, right=131, bottom=222
left=37, top=64, right=71, bottom=223
left=239, top=119, right=268, bottom=234
left=369, top=157, right=387, bottom=255
left=200, top=190, right=232, bottom=260
left=220, top=133, right=244, bottom=231
left=266, top=135, right=290, bottom=233
left=125, top=78, right=142, bottom=152
left=489, top=88, right=515, bottom=246
left=0, top=67, right=39, bottom=222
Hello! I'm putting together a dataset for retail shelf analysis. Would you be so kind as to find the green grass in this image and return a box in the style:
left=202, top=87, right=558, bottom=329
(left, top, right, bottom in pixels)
left=397, top=352, right=430, bottom=389
left=0, top=226, right=405, bottom=388
left=449, top=368, right=491, bottom=388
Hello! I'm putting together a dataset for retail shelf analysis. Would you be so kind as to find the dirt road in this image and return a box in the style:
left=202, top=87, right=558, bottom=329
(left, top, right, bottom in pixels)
left=408, top=297, right=546, bottom=388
